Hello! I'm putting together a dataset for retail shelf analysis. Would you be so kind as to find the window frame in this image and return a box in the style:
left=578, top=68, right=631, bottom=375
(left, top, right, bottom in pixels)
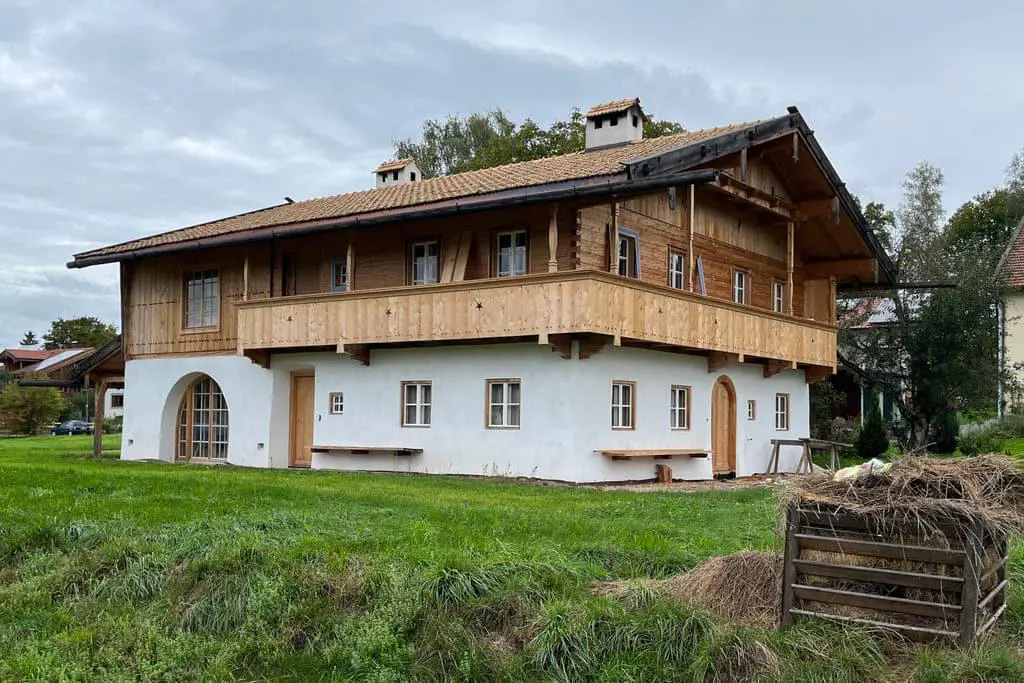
left=485, top=378, right=522, bottom=429
left=747, top=399, right=756, bottom=421
left=732, top=268, right=750, bottom=305
left=670, top=384, right=691, bottom=430
left=110, top=393, right=125, bottom=409
left=611, top=380, right=636, bottom=430
left=401, top=381, right=432, bottom=427
left=330, top=258, right=349, bottom=293
left=775, top=393, right=790, bottom=431
left=329, top=392, right=344, bottom=415
left=617, top=230, right=640, bottom=279
left=771, top=279, right=785, bottom=313
left=408, top=239, right=441, bottom=285
left=668, top=248, right=685, bottom=289
left=175, top=376, right=229, bottom=462
left=494, top=229, right=530, bottom=278
left=182, top=267, right=221, bottom=332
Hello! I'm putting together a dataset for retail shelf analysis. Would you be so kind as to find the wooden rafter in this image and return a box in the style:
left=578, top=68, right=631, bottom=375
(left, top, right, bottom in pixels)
left=803, top=257, right=877, bottom=281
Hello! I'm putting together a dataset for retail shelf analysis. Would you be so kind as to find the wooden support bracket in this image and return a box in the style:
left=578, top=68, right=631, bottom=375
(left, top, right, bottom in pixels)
left=243, top=349, right=271, bottom=369
left=707, top=351, right=735, bottom=373
left=548, top=333, right=573, bottom=359
left=578, top=334, right=611, bottom=360
left=337, top=342, right=370, bottom=366
left=803, top=366, right=833, bottom=383
left=763, top=359, right=790, bottom=378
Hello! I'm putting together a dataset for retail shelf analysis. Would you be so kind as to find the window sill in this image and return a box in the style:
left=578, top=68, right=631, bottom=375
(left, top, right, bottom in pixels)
left=401, top=424, right=431, bottom=429
left=486, top=425, right=521, bottom=430
left=611, top=426, right=635, bottom=431
left=670, top=427, right=690, bottom=432
left=181, top=325, right=220, bottom=336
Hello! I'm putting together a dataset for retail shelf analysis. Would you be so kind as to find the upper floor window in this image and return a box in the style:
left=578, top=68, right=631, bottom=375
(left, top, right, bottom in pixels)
left=668, top=249, right=685, bottom=289
left=732, top=269, right=749, bottom=305
left=496, top=230, right=528, bottom=277
left=184, top=268, right=219, bottom=329
left=775, top=393, right=790, bottom=431
left=410, top=240, right=439, bottom=285
left=331, top=258, right=348, bottom=292
left=772, top=280, right=785, bottom=313
left=617, top=232, right=639, bottom=278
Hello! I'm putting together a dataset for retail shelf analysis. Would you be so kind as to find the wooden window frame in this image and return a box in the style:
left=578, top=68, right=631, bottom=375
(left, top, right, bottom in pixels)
left=182, top=266, right=221, bottom=333
left=328, top=392, right=344, bottom=415
left=771, top=279, right=785, bottom=313
left=775, top=393, right=790, bottom=431
left=617, top=230, right=640, bottom=279
left=611, top=380, right=636, bottom=430
left=330, top=258, right=348, bottom=293
left=175, top=376, right=229, bottom=462
left=732, top=268, right=750, bottom=305
left=110, top=393, right=124, bottom=408
left=485, top=378, right=522, bottom=429
left=407, top=238, right=441, bottom=285
left=493, top=229, right=530, bottom=278
left=670, top=384, right=691, bottom=430
left=401, top=381, right=432, bottom=427
left=668, top=247, right=685, bottom=290
left=747, top=399, right=756, bottom=421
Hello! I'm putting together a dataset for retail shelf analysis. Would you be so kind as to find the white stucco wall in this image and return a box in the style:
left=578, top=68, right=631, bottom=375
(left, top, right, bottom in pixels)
left=1004, top=294, right=1024, bottom=404
left=122, top=343, right=808, bottom=482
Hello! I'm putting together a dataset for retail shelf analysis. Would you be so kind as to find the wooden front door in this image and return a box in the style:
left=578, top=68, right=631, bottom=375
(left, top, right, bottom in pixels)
left=711, top=376, right=736, bottom=476
left=290, top=373, right=315, bottom=467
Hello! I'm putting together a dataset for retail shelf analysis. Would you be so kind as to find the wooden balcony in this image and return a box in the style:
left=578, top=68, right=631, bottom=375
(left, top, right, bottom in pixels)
left=235, top=270, right=836, bottom=369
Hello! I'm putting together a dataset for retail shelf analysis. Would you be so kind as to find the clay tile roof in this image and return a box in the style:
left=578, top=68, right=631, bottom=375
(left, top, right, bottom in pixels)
left=586, top=98, right=643, bottom=118
left=0, top=348, right=61, bottom=362
left=72, top=117, right=774, bottom=263
left=997, top=216, right=1024, bottom=286
left=374, top=158, right=416, bottom=173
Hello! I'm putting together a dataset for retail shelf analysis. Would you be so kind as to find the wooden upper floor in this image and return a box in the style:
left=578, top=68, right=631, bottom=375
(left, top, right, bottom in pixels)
left=76, top=106, right=892, bottom=375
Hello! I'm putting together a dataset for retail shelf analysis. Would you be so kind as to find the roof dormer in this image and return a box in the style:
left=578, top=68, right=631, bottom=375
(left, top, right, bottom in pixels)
left=374, top=158, right=422, bottom=189
left=584, top=98, right=647, bottom=150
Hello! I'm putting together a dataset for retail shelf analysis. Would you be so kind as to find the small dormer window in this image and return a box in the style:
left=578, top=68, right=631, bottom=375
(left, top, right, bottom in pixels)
left=410, top=172, right=416, bottom=181
left=380, top=173, right=387, bottom=182
left=632, top=114, right=639, bottom=127
left=594, top=117, right=603, bottom=129
left=609, top=115, right=618, bottom=126
left=393, top=171, right=399, bottom=180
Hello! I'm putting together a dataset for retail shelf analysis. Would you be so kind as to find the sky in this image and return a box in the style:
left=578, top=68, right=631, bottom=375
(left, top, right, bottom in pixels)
left=1, top=0, right=1022, bottom=350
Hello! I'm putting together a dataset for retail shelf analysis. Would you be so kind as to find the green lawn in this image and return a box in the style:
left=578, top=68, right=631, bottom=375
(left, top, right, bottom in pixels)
left=1, top=436, right=1023, bottom=681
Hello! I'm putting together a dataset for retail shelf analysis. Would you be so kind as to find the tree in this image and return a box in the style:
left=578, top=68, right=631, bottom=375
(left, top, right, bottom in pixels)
left=395, top=106, right=686, bottom=178
left=894, top=161, right=945, bottom=282
left=862, top=201, right=896, bottom=256
left=0, top=384, right=66, bottom=435
left=42, top=317, right=117, bottom=350
left=943, top=189, right=1024, bottom=269
left=856, top=399, right=889, bottom=460
left=19, top=331, right=39, bottom=347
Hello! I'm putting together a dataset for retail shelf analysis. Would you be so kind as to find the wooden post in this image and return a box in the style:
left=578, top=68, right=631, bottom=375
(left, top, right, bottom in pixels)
left=959, top=519, right=983, bottom=645
left=346, top=240, right=355, bottom=291
left=686, top=185, right=695, bottom=291
left=780, top=503, right=799, bottom=627
left=740, top=148, right=748, bottom=182
left=786, top=221, right=794, bottom=315
left=547, top=203, right=558, bottom=272
left=609, top=202, right=619, bottom=273
left=242, top=252, right=249, bottom=302
left=92, top=379, right=107, bottom=460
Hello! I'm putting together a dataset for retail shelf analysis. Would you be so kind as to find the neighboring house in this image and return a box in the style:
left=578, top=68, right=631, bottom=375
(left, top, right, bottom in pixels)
left=0, top=348, right=62, bottom=373
left=833, top=297, right=900, bottom=424
left=996, top=216, right=1024, bottom=412
left=67, top=99, right=893, bottom=482
left=16, top=348, right=96, bottom=382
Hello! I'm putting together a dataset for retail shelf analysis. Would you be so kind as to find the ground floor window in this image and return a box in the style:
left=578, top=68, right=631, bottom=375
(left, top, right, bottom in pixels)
left=747, top=399, right=756, bottom=421
left=402, top=381, right=432, bottom=427
left=177, top=376, right=228, bottom=461
left=487, top=379, right=521, bottom=428
left=670, top=385, right=690, bottom=429
left=775, top=393, right=790, bottom=431
left=611, top=381, right=635, bottom=430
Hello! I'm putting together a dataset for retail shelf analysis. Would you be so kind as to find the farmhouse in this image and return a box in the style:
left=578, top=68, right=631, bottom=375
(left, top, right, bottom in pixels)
left=68, top=99, right=893, bottom=481
left=998, top=216, right=1024, bottom=410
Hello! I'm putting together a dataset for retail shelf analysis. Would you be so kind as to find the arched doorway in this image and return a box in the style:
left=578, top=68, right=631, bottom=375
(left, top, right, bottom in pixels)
left=711, top=375, right=736, bottom=477
left=176, top=375, right=229, bottom=461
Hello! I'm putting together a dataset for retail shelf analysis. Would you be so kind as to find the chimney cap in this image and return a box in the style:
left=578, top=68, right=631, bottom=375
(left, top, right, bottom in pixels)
left=374, top=157, right=417, bottom=174
left=585, top=98, right=648, bottom=122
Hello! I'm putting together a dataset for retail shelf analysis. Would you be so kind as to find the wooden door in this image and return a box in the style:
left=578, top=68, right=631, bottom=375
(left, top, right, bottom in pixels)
left=711, top=376, right=736, bottom=476
left=290, top=373, right=315, bottom=467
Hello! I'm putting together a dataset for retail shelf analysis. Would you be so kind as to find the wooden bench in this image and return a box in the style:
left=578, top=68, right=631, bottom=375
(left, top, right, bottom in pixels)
left=596, top=449, right=709, bottom=461
left=311, top=445, right=423, bottom=457
left=767, top=438, right=852, bottom=474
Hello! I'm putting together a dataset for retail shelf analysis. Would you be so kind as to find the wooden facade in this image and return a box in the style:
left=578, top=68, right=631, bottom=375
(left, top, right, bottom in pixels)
left=121, top=154, right=848, bottom=373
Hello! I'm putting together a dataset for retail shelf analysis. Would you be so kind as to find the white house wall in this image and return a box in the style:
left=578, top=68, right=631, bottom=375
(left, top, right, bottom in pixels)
left=121, top=343, right=809, bottom=482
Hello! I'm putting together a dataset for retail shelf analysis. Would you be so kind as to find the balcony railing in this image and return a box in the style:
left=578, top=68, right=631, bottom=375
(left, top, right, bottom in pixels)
left=235, top=270, right=836, bottom=368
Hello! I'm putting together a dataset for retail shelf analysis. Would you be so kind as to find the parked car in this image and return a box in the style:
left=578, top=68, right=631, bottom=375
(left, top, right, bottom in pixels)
left=51, top=420, right=93, bottom=436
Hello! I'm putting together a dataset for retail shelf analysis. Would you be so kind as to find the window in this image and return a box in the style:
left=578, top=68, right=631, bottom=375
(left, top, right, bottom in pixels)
left=402, top=382, right=432, bottom=427
left=732, top=269, right=749, bottom=305
left=410, top=172, right=416, bottom=181
left=747, top=399, right=756, bottom=421
left=594, top=117, right=603, bottom=129
left=617, top=232, right=639, bottom=278
left=670, top=385, right=690, bottom=430
left=329, top=392, right=344, bottom=415
left=110, top=393, right=124, bottom=408
left=331, top=258, right=348, bottom=292
left=772, top=280, right=785, bottom=313
left=668, top=250, right=685, bottom=289
left=496, top=230, right=528, bottom=277
left=393, top=171, right=399, bottom=180
left=410, top=240, right=439, bottom=285
left=176, top=376, right=228, bottom=461
left=184, top=269, right=219, bottom=329
left=611, top=381, right=635, bottom=430
left=487, top=379, right=521, bottom=428
left=379, top=172, right=387, bottom=182
left=609, top=114, right=618, bottom=126
left=632, top=114, right=639, bottom=127
left=775, top=393, right=790, bottom=431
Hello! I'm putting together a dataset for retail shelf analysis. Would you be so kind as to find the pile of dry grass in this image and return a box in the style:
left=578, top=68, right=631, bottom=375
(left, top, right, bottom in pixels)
left=595, top=551, right=783, bottom=629
left=781, top=454, right=1024, bottom=538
